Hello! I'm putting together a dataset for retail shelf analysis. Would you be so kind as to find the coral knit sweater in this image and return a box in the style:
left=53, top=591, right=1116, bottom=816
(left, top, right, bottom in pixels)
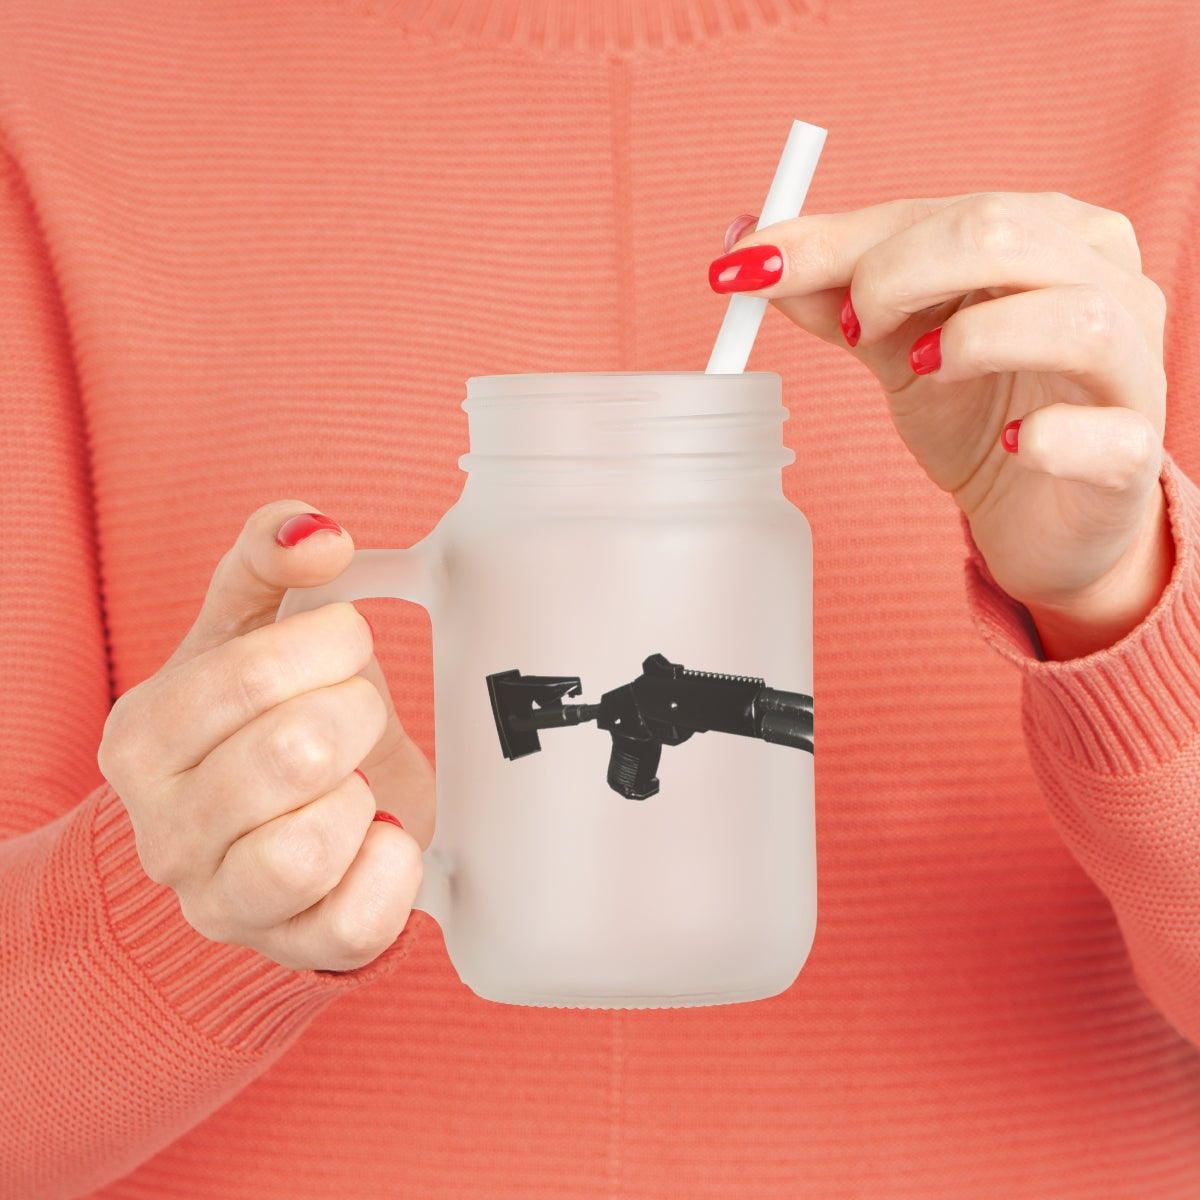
left=2, top=1, right=1200, bottom=1197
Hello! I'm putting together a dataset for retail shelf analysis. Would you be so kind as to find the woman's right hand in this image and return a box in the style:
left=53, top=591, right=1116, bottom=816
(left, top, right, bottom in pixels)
left=97, top=501, right=433, bottom=972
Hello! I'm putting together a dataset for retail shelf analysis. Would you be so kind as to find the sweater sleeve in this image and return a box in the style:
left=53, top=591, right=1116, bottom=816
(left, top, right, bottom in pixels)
left=966, top=456, right=1200, bottom=1048
left=0, top=150, right=417, bottom=1199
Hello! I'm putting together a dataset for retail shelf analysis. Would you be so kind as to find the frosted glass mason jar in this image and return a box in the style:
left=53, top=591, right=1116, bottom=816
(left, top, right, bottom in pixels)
left=278, top=372, right=815, bottom=1008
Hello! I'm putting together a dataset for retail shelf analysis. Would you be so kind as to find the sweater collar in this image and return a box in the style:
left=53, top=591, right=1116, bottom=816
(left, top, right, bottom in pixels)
left=374, top=0, right=826, bottom=52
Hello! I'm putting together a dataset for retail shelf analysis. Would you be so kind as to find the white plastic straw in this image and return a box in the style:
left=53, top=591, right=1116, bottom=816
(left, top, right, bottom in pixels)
left=705, top=120, right=827, bottom=374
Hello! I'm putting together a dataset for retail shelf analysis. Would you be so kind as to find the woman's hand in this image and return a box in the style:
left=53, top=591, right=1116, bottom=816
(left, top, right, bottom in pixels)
left=98, top=501, right=434, bottom=972
left=711, top=193, right=1172, bottom=659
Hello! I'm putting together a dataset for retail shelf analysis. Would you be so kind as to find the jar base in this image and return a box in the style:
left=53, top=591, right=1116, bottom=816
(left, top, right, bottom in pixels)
left=461, top=973, right=802, bottom=1010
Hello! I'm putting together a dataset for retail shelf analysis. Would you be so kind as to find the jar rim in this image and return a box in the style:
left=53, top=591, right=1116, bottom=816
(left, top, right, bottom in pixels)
left=464, top=371, right=782, bottom=410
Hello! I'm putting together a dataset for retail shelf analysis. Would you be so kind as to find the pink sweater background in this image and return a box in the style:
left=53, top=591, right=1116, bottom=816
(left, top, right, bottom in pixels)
left=2, top=1, right=1200, bottom=1196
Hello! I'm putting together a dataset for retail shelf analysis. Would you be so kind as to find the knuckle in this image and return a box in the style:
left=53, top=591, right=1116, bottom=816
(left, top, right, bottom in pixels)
left=296, top=603, right=370, bottom=670
left=1085, top=414, right=1160, bottom=492
left=329, top=605, right=376, bottom=674
left=1039, top=189, right=1073, bottom=209
left=847, top=256, right=896, bottom=323
left=1031, top=190, right=1077, bottom=226
left=177, top=889, right=241, bottom=947
left=788, top=222, right=840, bottom=280
left=1099, top=207, right=1138, bottom=252
left=97, top=688, right=149, bottom=782
left=261, top=710, right=338, bottom=789
left=1116, top=414, right=1160, bottom=474
left=257, top=816, right=341, bottom=899
left=904, top=195, right=946, bottom=226
left=1093, top=458, right=1145, bottom=494
left=95, top=727, right=125, bottom=785
left=231, top=645, right=288, bottom=716
left=948, top=314, right=989, bottom=371
left=346, top=673, right=388, bottom=734
left=1082, top=204, right=1143, bottom=272
left=325, top=903, right=394, bottom=967
left=962, top=194, right=1030, bottom=262
left=1062, top=286, right=1118, bottom=348
left=134, top=825, right=186, bottom=887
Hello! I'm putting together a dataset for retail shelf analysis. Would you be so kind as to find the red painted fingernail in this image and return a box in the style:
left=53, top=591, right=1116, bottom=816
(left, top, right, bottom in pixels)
left=1002, top=419, right=1022, bottom=453
left=910, top=327, right=942, bottom=375
left=354, top=768, right=370, bottom=787
left=708, top=244, right=784, bottom=293
left=839, top=290, right=860, bottom=347
left=372, top=810, right=404, bottom=830
left=275, top=512, right=343, bottom=548
left=722, top=213, right=759, bottom=253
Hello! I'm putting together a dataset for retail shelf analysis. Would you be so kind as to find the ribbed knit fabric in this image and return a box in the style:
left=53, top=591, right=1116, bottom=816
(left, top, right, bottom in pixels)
left=1, top=2, right=1199, bottom=1197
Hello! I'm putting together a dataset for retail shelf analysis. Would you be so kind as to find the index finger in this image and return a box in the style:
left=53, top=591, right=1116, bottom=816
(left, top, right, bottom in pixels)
left=730, top=191, right=1143, bottom=299
left=132, top=601, right=374, bottom=777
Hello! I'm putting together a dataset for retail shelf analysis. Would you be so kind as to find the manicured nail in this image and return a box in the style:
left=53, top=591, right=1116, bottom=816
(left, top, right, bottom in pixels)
left=354, top=768, right=370, bottom=787
left=839, top=290, right=860, bottom=347
left=275, top=512, right=343, bottom=548
left=372, top=810, right=404, bottom=830
left=1002, top=419, right=1022, bottom=453
left=708, top=244, right=784, bottom=293
left=722, top=213, right=759, bottom=253
left=910, top=327, right=942, bottom=375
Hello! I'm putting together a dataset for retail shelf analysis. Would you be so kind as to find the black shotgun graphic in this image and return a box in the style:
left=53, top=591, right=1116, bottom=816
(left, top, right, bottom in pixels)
left=486, top=653, right=813, bottom=800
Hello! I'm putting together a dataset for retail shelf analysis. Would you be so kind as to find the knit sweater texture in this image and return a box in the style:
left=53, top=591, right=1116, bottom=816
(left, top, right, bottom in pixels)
left=2, top=1, right=1200, bottom=1197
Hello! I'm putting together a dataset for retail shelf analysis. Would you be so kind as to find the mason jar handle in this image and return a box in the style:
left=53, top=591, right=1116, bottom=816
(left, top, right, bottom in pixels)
left=276, top=546, right=435, bottom=617
left=275, top=543, right=452, bottom=928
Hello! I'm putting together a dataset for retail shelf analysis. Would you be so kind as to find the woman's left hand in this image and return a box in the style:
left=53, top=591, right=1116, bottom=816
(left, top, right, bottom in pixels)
left=711, top=192, right=1172, bottom=659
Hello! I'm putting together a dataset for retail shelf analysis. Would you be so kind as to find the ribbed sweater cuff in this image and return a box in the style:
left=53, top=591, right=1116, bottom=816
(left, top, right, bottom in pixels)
left=91, top=784, right=419, bottom=1058
left=965, top=455, right=1200, bottom=775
